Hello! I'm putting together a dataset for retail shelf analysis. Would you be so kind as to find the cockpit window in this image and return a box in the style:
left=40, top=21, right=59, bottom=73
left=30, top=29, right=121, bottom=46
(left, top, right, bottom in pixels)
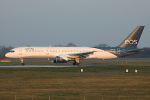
left=9, top=50, right=15, bottom=53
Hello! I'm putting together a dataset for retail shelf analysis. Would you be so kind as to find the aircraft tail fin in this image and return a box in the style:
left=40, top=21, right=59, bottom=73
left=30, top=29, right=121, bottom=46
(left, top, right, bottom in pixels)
left=118, top=26, right=145, bottom=49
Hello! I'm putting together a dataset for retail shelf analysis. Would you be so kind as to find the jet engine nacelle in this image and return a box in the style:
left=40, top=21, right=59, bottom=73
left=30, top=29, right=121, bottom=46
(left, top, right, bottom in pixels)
left=53, top=56, right=68, bottom=63
left=53, top=59, right=67, bottom=63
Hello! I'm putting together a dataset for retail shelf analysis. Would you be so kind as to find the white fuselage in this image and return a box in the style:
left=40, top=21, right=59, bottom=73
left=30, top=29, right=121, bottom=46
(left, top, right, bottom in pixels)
left=5, top=47, right=117, bottom=59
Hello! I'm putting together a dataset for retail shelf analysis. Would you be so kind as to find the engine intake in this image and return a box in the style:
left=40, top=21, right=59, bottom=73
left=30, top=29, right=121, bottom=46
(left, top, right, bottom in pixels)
left=53, top=56, right=67, bottom=63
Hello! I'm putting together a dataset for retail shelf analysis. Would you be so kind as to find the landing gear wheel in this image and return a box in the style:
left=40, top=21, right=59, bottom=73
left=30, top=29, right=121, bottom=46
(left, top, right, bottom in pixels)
left=73, top=62, right=76, bottom=65
left=73, top=58, right=81, bottom=65
left=21, top=63, right=25, bottom=65
left=72, top=62, right=82, bottom=65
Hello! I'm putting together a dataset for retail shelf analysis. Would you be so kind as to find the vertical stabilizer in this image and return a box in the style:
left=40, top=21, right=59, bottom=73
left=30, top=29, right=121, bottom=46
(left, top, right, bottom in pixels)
left=118, top=26, right=145, bottom=49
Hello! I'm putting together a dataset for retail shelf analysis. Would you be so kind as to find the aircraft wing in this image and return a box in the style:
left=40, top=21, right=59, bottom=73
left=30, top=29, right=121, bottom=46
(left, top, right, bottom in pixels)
left=67, top=51, right=95, bottom=59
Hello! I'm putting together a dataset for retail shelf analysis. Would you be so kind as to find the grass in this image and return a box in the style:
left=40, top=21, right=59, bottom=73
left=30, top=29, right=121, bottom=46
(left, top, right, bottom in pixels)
left=0, top=58, right=150, bottom=100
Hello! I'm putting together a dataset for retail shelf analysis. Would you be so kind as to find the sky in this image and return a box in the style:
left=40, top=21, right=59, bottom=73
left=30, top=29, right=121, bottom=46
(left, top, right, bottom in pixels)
left=0, top=0, right=150, bottom=48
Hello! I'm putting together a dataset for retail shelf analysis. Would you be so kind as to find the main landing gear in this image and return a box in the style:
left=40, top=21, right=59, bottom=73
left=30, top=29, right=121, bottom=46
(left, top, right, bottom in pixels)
left=73, top=58, right=82, bottom=65
left=20, top=58, right=25, bottom=65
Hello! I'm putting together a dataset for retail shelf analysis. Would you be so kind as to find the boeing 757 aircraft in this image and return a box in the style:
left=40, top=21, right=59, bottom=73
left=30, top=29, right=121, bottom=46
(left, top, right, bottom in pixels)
left=5, top=26, right=145, bottom=65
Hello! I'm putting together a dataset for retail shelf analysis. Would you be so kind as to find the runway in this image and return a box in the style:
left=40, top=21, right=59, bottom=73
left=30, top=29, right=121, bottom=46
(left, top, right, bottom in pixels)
left=0, top=64, right=109, bottom=68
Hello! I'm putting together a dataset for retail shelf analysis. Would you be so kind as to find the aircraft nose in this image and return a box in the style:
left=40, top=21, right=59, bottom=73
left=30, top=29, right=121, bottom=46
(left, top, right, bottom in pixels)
left=5, top=53, right=10, bottom=58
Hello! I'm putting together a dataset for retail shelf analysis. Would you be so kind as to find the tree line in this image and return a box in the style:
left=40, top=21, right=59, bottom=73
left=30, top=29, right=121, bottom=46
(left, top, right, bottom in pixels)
left=0, top=44, right=150, bottom=59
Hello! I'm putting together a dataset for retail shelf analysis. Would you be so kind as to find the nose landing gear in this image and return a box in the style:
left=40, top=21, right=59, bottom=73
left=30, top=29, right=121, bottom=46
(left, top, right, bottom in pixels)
left=20, top=58, right=25, bottom=65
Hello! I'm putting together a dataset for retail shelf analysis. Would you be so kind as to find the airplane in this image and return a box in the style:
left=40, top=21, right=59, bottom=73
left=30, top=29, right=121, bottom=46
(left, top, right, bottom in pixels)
left=5, top=26, right=145, bottom=65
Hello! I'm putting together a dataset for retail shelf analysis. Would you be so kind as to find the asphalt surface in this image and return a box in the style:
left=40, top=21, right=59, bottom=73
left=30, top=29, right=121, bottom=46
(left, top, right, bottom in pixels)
left=0, top=64, right=109, bottom=68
